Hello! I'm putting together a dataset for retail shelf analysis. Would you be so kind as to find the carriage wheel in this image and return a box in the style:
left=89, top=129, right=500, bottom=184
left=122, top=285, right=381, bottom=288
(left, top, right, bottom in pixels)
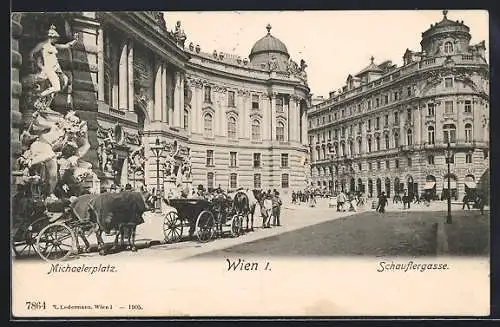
left=12, top=217, right=49, bottom=258
left=163, top=211, right=183, bottom=243
left=36, top=223, right=76, bottom=262
left=230, top=214, right=243, bottom=238
left=195, top=210, right=216, bottom=243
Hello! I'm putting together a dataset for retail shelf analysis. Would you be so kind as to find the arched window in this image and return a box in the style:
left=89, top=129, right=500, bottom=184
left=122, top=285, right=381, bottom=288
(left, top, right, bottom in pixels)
left=183, top=109, right=189, bottom=130
left=443, top=124, right=457, bottom=143
left=204, top=113, right=213, bottom=137
left=385, top=134, right=390, bottom=149
left=376, top=136, right=381, bottom=151
left=251, top=119, right=261, bottom=140
left=317, top=148, right=321, bottom=160
left=428, top=126, right=435, bottom=145
left=334, top=144, right=339, bottom=156
left=367, top=138, right=372, bottom=153
left=322, top=147, right=326, bottom=159
left=349, top=141, right=354, bottom=155
left=465, top=123, right=473, bottom=143
left=227, top=116, right=237, bottom=139
left=341, top=143, right=346, bottom=156
left=357, top=138, right=362, bottom=154
left=276, top=121, right=285, bottom=141
left=394, top=132, right=400, bottom=148
left=444, top=41, right=454, bottom=54
left=407, top=129, right=413, bottom=145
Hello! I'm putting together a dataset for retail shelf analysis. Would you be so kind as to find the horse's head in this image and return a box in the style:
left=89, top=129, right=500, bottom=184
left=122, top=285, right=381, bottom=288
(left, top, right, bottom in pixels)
left=140, top=190, right=157, bottom=211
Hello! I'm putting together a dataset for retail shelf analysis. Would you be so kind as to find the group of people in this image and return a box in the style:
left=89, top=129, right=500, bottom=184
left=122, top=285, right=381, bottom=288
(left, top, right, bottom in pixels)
left=291, top=189, right=317, bottom=207
left=333, top=191, right=367, bottom=212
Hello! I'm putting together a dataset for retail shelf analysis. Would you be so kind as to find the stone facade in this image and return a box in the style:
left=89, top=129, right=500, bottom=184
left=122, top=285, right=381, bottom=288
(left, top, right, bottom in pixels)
left=308, top=11, right=489, bottom=201
left=11, top=12, right=310, bottom=196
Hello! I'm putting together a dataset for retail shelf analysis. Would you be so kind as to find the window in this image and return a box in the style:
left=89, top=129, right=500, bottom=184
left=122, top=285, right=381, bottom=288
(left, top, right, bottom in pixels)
left=184, top=109, right=189, bottom=130
left=384, top=94, right=389, bottom=105
left=376, top=136, right=380, bottom=151
left=358, top=163, right=362, bottom=171
left=386, top=160, right=390, bottom=169
left=328, top=130, right=332, bottom=140
left=367, top=100, right=372, bottom=110
left=227, top=116, right=237, bottom=139
left=445, top=77, right=453, bottom=88
left=341, top=110, right=345, bottom=117
left=444, top=41, right=453, bottom=54
left=252, top=95, right=259, bottom=109
left=207, top=172, right=214, bottom=189
left=316, top=118, right=319, bottom=126
left=443, top=124, right=457, bottom=143
left=204, top=113, right=213, bottom=137
left=407, top=129, right=413, bottom=145
left=407, top=157, right=412, bottom=167
left=376, top=98, right=380, bottom=107
left=281, top=153, right=289, bottom=168
left=385, top=134, right=390, bottom=149
left=349, top=125, right=353, bottom=136
left=254, top=173, right=261, bottom=188
left=322, top=132, right=326, bottom=142
left=334, top=113, right=338, bottom=120
left=341, top=143, right=346, bottom=156
left=368, top=119, right=372, bottom=130
left=230, top=173, right=238, bottom=189
left=384, top=115, right=389, bottom=127
left=357, top=139, right=362, bottom=154
left=252, top=120, right=261, bottom=140
left=428, top=155, right=435, bottom=165
left=329, top=114, right=332, bottom=122
left=334, top=129, right=338, bottom=138
left=230, top=152, right=237, bottom=167
left=276, top=121, right=285, bottom=141
left=445, top=101, right=454, bottom=114
left=395, top=159, right=399, bottom=168
left=394, top=132, right=400, bottom=148
left=228, top=91, right=235, bottom=107
left=466, top=153, right=473, bottom=164
left=394, top=92, right=399, bottom=101
left=281, top=173, right=289, bottom=188
left=464, top=100, right=472, bottom=113
left=427, top=103, right=435, bottom=116
left=446, top=155, right=455, bottom=164
left=309, top=136, right=313, bottom=145
left=465, top=123, right=473, bottom=143
left=407, top=108, right=412, bottom=121
left=349, top=141, right=354, bottom=155
left=394, top=111, right=399, bottom=124
left=376, top=117, right=380, bottom=130
left=377, top=161, right=381, bottom=170
left=367, top=138, right=372, bottom=152
left=204, top=85, right=212, bottom=103
left=407, top=86, right=412, bottom=97
left=341, top=127, right=346, bottom=137
left=206, top=150, right=214, bottom=166
left=358, top=122, right=362, bottom=134
left=368, top=162, right=373, bottom=170
left=253, top=153, right=261, bottom=168
left=357, top=104, right=361, bottom=112
left=276, top=97, right=284, bottom=113
left=428, top=126, right=435, bottom=145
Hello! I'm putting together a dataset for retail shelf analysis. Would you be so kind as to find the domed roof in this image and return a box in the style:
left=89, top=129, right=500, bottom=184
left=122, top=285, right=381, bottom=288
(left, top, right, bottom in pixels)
left=249, top=24, right=289, bottom=58
left=422, top=10, right=470, bottom=38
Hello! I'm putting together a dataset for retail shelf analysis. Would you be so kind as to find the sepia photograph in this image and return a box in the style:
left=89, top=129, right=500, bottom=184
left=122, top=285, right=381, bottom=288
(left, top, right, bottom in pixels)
left=10, top=9, right=490, bottom=317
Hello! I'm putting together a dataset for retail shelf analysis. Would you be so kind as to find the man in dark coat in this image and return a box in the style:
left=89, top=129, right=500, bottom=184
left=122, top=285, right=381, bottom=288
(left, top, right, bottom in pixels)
left=377, top=192, right=388, bottom=213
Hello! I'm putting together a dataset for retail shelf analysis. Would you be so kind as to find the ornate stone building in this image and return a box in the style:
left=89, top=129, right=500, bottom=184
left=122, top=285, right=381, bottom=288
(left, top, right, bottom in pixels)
left=11, top=12, right=310, bottom=195
left=307, top=11, right=489, bottom=201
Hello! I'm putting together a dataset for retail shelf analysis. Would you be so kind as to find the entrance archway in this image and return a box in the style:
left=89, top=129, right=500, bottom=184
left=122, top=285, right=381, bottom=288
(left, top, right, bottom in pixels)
left=442, top=173, right=458, bottom=200
left=423, top=175, right=437, bottom=200
left=376, top=178, right=382, bottom=197
left=367, top=179, right=373, bottom=198
left=385, top=178, right=391, bottom=198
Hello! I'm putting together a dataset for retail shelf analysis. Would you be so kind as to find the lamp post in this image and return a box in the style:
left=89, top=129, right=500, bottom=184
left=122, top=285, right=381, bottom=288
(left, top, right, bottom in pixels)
left=445, top=142, right=452, bottom=224
left=151, top=137, right=164, bottom=210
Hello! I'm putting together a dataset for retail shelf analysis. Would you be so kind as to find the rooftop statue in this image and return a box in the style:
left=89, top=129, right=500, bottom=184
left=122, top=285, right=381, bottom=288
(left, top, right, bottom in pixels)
left=28, top=25, right=78, bottom=111
left=173, top=21, right=187, bottom=47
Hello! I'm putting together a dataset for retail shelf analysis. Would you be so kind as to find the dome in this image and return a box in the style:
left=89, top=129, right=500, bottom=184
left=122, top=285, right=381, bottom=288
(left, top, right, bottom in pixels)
left=421, top=10, right=470, bottom=39
left=249, top=24, right=289, bottom=59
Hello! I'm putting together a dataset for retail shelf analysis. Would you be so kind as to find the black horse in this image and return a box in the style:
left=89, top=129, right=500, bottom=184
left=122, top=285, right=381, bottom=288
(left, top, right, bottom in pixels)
left=232, top=189, right=262, bottom=232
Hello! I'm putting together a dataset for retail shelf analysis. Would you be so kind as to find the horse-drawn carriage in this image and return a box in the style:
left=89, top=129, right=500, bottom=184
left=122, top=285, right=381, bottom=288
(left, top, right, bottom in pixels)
left=162, top=195, right=245, bottom=243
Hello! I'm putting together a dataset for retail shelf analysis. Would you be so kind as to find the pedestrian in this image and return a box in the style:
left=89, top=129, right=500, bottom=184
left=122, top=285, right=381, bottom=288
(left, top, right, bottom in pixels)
left=402, top=190, right=410, bottom=209
left=272, top=190, right=282, bottom=226
left=124, top=183, right=132, bottom=191
left=377, top=192, right=388, bottom=213
left=476, top=194, right=485, bottom=215
left=337, top=191, right=346, bottom=212
left=263, top=192, right=273, bottom=228
left=462, top=193, right=470, bottom=210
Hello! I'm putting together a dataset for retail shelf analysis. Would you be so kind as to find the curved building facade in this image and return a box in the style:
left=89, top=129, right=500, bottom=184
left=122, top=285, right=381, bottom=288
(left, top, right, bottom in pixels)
left=307, top=11, right=489, bottom=201
left=11, top=12, right=310, bottom=196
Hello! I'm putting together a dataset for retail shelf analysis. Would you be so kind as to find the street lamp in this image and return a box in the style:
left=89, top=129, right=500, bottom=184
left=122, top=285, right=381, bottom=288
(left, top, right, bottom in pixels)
left=444, top=142, right=453, bottom=224
left=151, top=137, right=164, bottom=210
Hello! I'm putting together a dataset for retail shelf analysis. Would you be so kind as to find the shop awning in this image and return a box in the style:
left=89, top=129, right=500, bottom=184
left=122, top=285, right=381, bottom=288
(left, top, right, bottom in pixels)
left=423, top=181, right=436, bottom=190
left=442, top=181, right=457, bottom=189
left=464, top=181, right=477, bottom=189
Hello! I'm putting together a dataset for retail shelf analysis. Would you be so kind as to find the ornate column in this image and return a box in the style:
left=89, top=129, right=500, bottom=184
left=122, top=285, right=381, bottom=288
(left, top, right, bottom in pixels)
left=97, top=27, right=105, bottom=101
left=11, top=13, right=23, bottom=171
left=161, top=63, right=167, bottom=123
left=118, top=41, right=128, bottom=109
left=270, top=92, right=277, bottom=141
left=127, top=40, right=134, bottom=111
left=154, top=59, right=162, bottom=121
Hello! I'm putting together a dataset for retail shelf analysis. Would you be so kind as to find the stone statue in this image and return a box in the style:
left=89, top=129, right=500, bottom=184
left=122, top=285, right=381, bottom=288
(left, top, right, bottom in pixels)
left=269, top=56, right=279, bottom=71
left=129, top=144, right=145, bottom=173
left=164, top=141, right=180, bottom=177
left=182, top=149, right=192, bottom=180
left=300, top=59, right=308, bottom=72
left=184, top=78, right=192, bottom=106
left=173, top=21, right=187, bottom=47
left=28, top=25, right=78, bottom=111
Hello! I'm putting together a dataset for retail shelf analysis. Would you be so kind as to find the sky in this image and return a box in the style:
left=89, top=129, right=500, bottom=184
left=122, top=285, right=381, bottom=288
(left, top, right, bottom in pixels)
left=163, top=10, right=489, bottom=98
